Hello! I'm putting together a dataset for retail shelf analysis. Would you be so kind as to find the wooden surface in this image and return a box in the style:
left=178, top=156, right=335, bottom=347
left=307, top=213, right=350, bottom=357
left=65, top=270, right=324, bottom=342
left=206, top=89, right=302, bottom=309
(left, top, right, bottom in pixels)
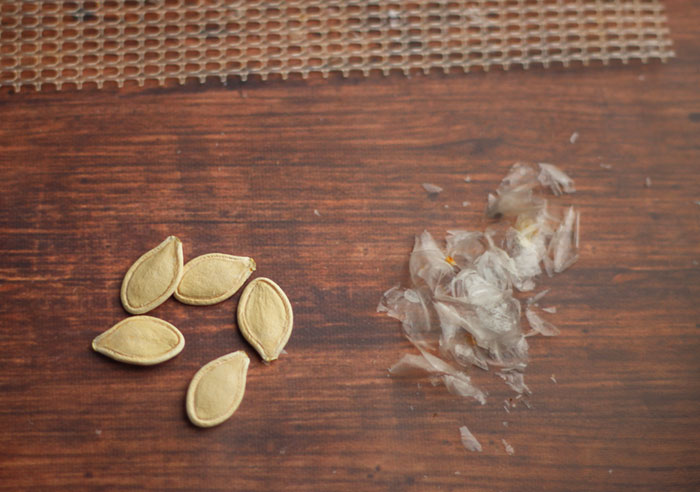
left=1, top=4, right=699, bottom=491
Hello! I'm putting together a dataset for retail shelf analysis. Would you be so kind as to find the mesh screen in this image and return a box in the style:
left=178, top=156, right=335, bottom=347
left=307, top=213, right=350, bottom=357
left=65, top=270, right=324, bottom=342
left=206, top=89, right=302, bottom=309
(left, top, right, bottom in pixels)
left=0, top=0, right=674, bottom=92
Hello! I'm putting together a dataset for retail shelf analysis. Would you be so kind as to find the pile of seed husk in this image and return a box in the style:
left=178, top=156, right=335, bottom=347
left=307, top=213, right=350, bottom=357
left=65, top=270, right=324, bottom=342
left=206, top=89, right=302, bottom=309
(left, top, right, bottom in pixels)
left=92, top=237, right=293, bottom=428
left=378, top=162, right=579, bottom=450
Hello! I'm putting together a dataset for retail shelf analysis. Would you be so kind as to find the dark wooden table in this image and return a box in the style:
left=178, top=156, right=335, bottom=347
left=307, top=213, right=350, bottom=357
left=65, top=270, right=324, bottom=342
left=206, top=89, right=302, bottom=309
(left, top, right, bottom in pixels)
left=1, top=3, right=698, bottom=491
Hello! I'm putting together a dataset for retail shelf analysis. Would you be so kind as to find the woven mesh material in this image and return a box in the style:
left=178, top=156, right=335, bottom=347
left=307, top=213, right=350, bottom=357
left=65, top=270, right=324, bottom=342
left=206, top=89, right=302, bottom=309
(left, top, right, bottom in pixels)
left=1, top=0, right=674, bottom=92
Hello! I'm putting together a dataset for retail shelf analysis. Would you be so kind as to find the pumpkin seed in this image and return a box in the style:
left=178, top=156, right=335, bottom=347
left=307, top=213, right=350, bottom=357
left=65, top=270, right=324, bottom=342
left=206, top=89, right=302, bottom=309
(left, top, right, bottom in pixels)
left=174, top=254, right=256, bottom=306
left=92, top=316, right=185, bottom=365
left=120, top=236, right=184, bottom=314
left=186, top=351, right=249, bottom=428
left=237, top=277, right=293, bottom=362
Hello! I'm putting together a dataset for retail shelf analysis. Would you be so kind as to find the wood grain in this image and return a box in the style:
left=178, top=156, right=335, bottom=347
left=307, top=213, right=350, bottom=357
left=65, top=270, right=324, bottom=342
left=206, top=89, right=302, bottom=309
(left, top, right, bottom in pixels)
left=1, top=3, right=699, bottom=491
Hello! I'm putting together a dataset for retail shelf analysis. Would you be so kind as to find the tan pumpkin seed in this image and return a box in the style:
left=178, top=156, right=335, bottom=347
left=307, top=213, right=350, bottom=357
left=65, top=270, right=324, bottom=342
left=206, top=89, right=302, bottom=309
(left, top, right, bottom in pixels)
left=237, top=277, right=293, bottom=362
left=174, top=254, right=256, bottom=306
left=186, top=351, right=249, bottom=428
left=92, top=316, right=185, bottom=365
left=120, top=236, right=184, bottom=314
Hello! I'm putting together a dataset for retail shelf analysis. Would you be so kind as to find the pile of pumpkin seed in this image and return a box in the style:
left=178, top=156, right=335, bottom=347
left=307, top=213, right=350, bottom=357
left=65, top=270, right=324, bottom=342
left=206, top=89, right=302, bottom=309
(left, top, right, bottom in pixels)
left=91, top=236, right=293, bottom=428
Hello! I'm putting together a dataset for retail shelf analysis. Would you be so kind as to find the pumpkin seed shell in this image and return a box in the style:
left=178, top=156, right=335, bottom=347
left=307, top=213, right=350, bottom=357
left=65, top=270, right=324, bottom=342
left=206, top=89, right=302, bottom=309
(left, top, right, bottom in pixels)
left=237, top=277, right=293, bottom=362
left=92, top=316, right=185, bottom=365
left=174, top=254, right=255, bottom=306
left=120, top=236, right=184, bottom=314
left=186, top=351, right=249, bottom=428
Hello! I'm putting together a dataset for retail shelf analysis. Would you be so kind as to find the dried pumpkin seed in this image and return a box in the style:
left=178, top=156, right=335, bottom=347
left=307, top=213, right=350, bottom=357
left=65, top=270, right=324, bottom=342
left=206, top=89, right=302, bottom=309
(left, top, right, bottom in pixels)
left=237, top=277, right=293, bottom=362
left=174, top=254, right=256, bottom=306
left=120, top=236, right=184, bottom=314
left=186, top=351, right=249, bottom=428
left=92, top=316, right=185, bottom=365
